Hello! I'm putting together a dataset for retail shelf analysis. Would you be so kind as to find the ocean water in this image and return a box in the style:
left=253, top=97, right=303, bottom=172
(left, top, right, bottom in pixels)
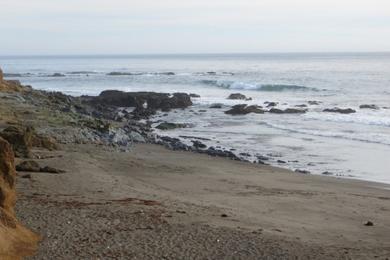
left=1, top=53, right=390, bottom=184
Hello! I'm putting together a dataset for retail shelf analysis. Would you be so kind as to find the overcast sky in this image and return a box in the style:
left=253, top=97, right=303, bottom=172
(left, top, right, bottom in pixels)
left=0, top=0, right=389, bottom=55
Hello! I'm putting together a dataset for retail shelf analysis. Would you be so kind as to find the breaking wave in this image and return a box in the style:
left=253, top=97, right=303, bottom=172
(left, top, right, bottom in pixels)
left=200, top=80, right=317, bottom=92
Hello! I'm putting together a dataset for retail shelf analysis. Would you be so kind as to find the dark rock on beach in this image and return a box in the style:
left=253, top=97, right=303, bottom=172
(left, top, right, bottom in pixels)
left=323, top=108, right=356, bottom=114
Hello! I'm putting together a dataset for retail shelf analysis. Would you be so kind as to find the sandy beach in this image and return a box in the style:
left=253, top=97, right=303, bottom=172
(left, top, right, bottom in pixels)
left=15, top=142, right=390, bottom=259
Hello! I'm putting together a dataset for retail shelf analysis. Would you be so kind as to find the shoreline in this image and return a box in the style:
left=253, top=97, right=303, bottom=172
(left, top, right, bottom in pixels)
left=1, top=76, right=390, bottom=258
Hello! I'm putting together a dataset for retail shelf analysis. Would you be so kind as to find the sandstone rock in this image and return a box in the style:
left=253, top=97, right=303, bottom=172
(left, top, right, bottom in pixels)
left=0, top=126, right=34, bottom=158
left=0, top=137, right=39, bottom=258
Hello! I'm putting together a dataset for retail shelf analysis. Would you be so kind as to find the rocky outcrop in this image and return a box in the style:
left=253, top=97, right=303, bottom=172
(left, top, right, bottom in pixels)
left=225, top=104, right=265, bottom=115
left=0, top=126, right=34, bottom=158
left=0, top=126, right=59, bottom=158
left=323, top=108, right=356, bottom=114
left=90, top=91, right=192, bottom=112
left=0, top=68, right=24, bottom=92
left=0, top=137, right=39, bottom=259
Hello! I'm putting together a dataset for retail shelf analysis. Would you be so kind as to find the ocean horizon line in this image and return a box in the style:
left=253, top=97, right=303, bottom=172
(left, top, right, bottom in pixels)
left=1, top=51, right=390, bottom=59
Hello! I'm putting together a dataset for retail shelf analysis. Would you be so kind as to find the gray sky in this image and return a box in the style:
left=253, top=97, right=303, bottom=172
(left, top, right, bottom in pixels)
left=1, top=0, right=389, bottom=55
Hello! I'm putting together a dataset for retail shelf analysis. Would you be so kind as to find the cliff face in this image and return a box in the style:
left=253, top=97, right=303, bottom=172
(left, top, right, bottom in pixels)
left=0, top=137, right=39, bottom=259
left=0, top=68, right=24, bottom=92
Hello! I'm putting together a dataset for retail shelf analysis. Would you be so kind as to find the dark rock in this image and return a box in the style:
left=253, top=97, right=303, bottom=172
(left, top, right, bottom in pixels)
left=90, top=91, right=192, bottom=113
left=204, top=147, right=240, bottom=160
left=156, top=122, right=188, bottom=130
left=192, top=140, right=207, bottom=149
left=269, top=108, right=306, bottom=114
left=16, top=161, right=41, bottom=172
left=277, top=160, right=286, bottom=164
left=40, top=166, right=65, bottom=174
left=225, top=104, right=265, bottom=115
left=323, top=108, right=356, bottom=114
left=295, top=169, right=310, bottom=174
left=308, top=101, right=321, bottom=105
left=283, top=108, right=307, bottom=114
left=227, top=93, right=248, bottom=100
left=256, top=155, right=269, bottom=161
left=322, top=171, right=333, bottom=175
left=364, top=221, right=374, bottom=226
left=221, top=214, right=228, bottom=218
left=239, top=152, right=251, bottom=157
left=295, top=104, right=308, bottom=108
left=265, top=102, right=278, bottom=107
left=209, top=103, right=223, bottom=109
left=189, top=93, right=201, bottom=98
left=359, top=104, right=379, bottom=110
left=198, top=110, right=207, bottom=113
left=50, top=73, right=65, bottom=77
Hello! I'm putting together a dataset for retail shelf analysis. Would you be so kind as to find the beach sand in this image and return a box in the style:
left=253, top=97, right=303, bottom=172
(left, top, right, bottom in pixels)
left=16, top=143, right=390, bottom=259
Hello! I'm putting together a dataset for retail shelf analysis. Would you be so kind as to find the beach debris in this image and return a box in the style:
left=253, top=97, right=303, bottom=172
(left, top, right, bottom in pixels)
left=221, top=214, right=228, bottom=218
left=364, top=221, right=374, bottom=226
left=323, top=108, right=356, bottom=114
